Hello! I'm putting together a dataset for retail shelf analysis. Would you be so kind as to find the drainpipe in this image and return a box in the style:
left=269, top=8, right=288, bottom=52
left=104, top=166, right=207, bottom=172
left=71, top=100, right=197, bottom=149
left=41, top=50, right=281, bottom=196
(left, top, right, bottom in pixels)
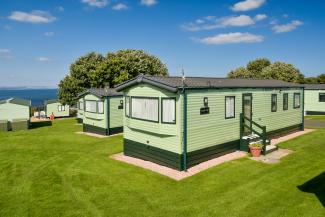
left=301, top=87, right=305, bottom=131
left=182, top=89, right=188, bottom=171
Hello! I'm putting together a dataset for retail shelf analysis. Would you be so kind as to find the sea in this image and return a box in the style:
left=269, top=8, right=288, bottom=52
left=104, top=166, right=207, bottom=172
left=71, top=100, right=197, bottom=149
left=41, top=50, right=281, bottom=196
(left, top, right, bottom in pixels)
left=0, top=89, right=58, bottom=107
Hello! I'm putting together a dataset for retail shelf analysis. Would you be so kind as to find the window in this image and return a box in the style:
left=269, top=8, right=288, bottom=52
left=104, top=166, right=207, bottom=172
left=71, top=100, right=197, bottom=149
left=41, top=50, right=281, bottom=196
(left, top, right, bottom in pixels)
left=98, top=101, right=104, bottom=114
left=79, top=101, right=84, bottom=110
left=283, top=93, right=288, bottom=111
left=319, top=93, right=325, bottom=102
left=162, top=98, right=176, bottom=124
left=225, top=96, right=235, bottom=119
left=58, top=105, right=65, bottom=112
left=200, top=97, right=209, bottom=115
left=131, top=97, right=159, bottom=122
left=118, top=100, right=123, bottom=109
left=125, top=97, right=130, bottom=117
left=85, top=100, right=97, bottom=113
left=294, top=93, right=301, bottom=108
left=271, top=94, right=277, bottom=112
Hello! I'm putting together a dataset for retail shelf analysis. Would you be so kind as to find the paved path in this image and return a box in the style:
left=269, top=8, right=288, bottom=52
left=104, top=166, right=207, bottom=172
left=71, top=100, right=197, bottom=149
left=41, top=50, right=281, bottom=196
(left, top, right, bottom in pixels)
left=305, top=120, right=325, bottom=127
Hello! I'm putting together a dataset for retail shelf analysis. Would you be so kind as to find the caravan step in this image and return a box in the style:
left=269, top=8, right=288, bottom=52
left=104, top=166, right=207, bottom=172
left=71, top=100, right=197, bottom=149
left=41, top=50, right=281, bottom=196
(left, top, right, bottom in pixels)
left=249, top=140, right=270, bottom=145
left=242, top=134, right=260, bottom=140
left=265, top=145, right=278, bottom=154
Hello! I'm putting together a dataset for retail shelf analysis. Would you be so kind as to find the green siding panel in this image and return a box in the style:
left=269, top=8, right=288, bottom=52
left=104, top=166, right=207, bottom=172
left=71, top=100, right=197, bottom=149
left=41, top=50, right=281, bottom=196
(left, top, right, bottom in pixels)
left=0, top=102, right=30, bottom=122
left=46, top=102, right=69, bottom=118
left=305, top=90, right=325, bottom=113
left=83, top=94, right=107, bottom=129
left=109, top=97, right=124, bottom=128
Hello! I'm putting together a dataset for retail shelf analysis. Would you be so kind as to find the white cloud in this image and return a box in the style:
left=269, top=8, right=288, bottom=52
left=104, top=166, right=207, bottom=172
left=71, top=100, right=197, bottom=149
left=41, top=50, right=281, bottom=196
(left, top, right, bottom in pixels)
left=44, top=32, right=55, bottom=37
left=196, top=32, right=264, bottom=45
left=140, top=0, right=157, bottom=6
left=81, top=0, right=108, bottom=8
left=272, top=20, right=303, bottom=33
left=56, top=6, right=64, bottom=12
left=0, top=49, right=13, bottom=59
left=112, top=3, right=128, bottom=10
left=231, top=0, right=266, bottom=12
left=182, top=15, right=262, bottom=32
left=36, top=57, right=52, bottom=62
left=8, top=10, right=56, bottom=24
left=255, top=14, right=267, bottom=21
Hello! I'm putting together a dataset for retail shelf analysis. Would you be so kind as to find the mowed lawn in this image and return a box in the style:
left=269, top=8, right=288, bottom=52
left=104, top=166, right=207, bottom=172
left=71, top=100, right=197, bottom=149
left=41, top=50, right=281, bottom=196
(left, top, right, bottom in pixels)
left=0, top=119, right=324, bottom=217
left=305, top=115, right=325, bottom=121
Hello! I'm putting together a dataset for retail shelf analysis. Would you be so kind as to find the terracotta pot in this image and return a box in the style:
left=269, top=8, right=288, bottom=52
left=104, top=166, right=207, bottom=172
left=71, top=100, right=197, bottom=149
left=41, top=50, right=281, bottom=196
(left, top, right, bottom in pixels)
left=250, top=146, right=262, bottom=157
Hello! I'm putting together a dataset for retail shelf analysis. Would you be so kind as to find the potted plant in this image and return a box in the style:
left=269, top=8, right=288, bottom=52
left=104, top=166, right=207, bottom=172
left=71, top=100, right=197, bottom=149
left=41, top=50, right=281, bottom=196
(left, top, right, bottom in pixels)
left=249, top=143, right=263, bottom=157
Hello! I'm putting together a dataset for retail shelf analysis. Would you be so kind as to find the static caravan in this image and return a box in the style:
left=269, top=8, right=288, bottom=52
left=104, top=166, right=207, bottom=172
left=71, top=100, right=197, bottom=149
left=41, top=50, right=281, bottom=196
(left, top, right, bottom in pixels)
left=45, top=100, right=70, bottom=118
left=304, top=84, right=325, bottom=115
left=78, top=88, right=124, bottom=136
left=0, top=98, right=31, bottom=131
left=116, top=75, right=304, bottom=171
left=76, top=98, right=84, bottom=123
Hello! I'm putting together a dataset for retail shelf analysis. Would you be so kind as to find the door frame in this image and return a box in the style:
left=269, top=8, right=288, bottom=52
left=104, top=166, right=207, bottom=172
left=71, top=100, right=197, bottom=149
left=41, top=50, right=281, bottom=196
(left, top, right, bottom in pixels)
left=242, top=93, right=253, bottom=134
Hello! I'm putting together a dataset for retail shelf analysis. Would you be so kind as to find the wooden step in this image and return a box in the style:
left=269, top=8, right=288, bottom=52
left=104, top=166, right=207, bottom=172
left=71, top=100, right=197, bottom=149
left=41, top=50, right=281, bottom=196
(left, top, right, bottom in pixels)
left=265, top=145, right=278, bottom=154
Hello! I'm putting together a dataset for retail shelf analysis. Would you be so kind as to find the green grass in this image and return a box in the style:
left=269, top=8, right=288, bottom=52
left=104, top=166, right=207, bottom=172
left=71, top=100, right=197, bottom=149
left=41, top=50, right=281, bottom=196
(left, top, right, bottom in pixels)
left=0, top=119, right=324, bottom=217
left=305, top=115, right=325, bottom=121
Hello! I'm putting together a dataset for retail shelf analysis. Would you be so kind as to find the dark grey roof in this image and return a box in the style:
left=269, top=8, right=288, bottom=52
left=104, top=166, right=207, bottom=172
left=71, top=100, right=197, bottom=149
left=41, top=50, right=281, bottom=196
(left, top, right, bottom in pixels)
left=45, top=99, right=59, bottom=105
left=115, top=75, right=303, bottom=93
left=0, top=98, right=31, bottom=106
left=78, top=88, right=123, bottom=98
left=304, top=84, right=325, bottom=90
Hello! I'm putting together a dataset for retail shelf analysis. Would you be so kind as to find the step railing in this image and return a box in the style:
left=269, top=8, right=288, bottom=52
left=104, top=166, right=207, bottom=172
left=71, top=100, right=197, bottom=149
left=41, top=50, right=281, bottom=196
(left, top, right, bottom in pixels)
left=240, top=113, right=267, bottom=155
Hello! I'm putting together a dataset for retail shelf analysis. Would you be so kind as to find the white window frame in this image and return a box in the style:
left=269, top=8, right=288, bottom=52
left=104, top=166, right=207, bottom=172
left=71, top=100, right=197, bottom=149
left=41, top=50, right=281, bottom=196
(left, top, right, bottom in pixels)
left=58, top=105, right=65, bottom=112
left=125, top=96, right=130, bottom=117
left=85, top=100, right=97, bottom=113
left=225, top=96, right=235, bottom=119
left=131, top=97, right=159, bottom=122
left=294, top=93, right=301, bottom=109
left=97, top=101, right=104, bottom=114
left=79, top=101, right=84, bottom=110
left=161, top=98, right=176, bottom=124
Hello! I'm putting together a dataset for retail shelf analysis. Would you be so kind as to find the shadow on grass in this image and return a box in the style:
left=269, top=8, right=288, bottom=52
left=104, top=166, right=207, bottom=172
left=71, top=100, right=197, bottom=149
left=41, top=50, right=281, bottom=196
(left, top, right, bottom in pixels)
left=298, top=172, right=325, bottom=207
left=30, top=121, right=52, bottom=129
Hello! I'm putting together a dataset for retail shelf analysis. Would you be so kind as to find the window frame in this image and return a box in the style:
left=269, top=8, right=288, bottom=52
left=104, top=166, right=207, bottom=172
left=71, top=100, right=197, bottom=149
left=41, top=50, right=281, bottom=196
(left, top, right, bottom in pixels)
left=225, top=96, right=236, bottom=119
left=85, top=100, right=98, bottom=113
left=319, top=93, right=325, bottom=102
left=79, top=101, right=84, bottom=111
left=293, top=93, right=301, bottom=109
left=161, top=97, right=176, bottom=124
left=130, top=96, right=160, bottom=123
left=283, top=93, right=288, bottom=111
left=57, top=105, right=65, bottom=112
left=271, top=94, right=277, bottom=112
left=125, top=96, right=130, bottom=117
left=97, top=100, right=104, bottom=114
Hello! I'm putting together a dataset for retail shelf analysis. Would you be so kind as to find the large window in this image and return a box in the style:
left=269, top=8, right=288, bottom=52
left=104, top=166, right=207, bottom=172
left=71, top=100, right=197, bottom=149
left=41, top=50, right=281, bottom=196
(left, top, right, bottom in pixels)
left=294, top=93, right=301, bottom=108
left=283, top=93, right=288, bottom=111
left=319, top=93, right=325, bottom=102
left=271, top=94, right=277, bottom=112
left=79, top=101, right=84, bottom=110
left=131, top=97, right=159, bottom=122
left=98, top=101, right=104, bottom=114
left=125, top=97, right=130, bottom=117
left=225, top=96, right=235, bottom=119
left=162, top=98, right=176, bottom=124
left=85, top=101, right=97, bottom=113
left=58, top=105, right=65, bottom=112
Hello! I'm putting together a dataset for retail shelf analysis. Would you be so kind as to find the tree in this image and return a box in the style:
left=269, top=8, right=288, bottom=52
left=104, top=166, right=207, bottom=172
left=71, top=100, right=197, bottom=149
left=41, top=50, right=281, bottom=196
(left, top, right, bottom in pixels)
left=261, top=62, right=305, bottom=83
left=93, top=50, right=168, bottom=88
left=58, top=50, right=168, bottom=105
left=246, top=58, right=271, bottom=78
left=227, top=67, right=251, bottom=78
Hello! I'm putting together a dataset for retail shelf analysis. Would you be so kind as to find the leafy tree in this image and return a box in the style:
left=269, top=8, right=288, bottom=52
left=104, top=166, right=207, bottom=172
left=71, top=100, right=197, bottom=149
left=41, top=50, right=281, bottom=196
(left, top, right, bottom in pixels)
left=93, top=50, right=168, bottom=88
left=246, top=58, right=271, bottom=78
left=227, top=67, right=251, bottom=78
left=261, top=62, right=305, bottom=83
left=58, top=50, right=168, bottom=105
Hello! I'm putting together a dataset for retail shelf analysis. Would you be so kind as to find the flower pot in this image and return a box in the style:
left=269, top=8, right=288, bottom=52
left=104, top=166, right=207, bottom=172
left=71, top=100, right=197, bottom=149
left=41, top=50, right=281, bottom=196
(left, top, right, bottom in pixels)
left=250, top=146, right=262, bottom=157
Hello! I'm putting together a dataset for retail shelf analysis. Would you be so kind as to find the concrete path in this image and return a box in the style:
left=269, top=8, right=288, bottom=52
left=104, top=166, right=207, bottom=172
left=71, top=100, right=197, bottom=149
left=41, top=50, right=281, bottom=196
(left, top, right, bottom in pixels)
left=111, top=151, right=247, bottom=181
left=271, top=129, right=315, bottom=145
left=250, top=149, right=293, bottom=164
left=305, top=120, right=325, bottom=127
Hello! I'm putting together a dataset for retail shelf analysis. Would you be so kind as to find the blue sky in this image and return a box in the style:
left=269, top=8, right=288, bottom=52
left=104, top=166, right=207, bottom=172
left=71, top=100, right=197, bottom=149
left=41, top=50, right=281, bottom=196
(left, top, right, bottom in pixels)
left=1, top=0, right=325, bottom=87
